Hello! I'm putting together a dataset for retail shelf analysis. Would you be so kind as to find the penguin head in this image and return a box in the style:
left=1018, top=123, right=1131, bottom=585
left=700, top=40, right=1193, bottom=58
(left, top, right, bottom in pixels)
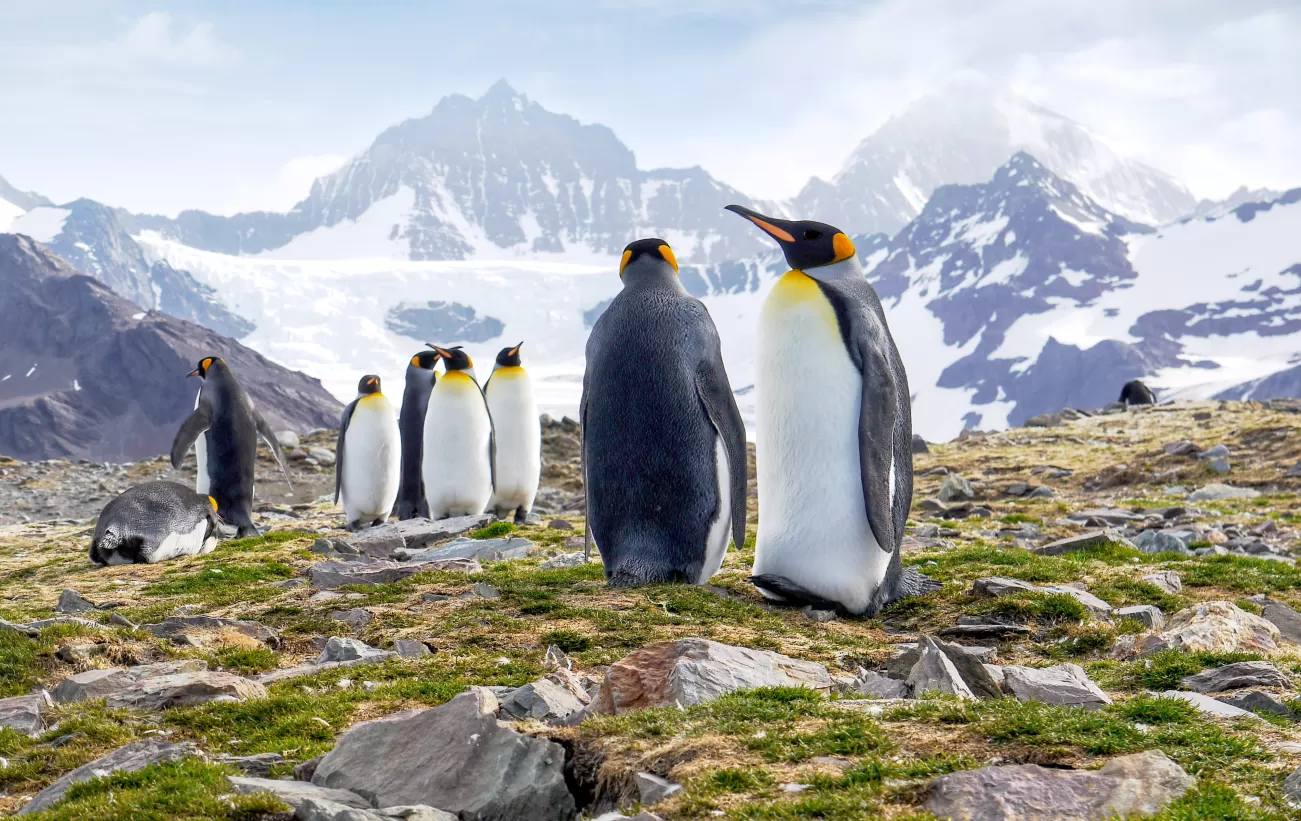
left=429, top=345, right=472, bottom=372
left=619, top=238, right=679, bottom=283
left=187, top=356, right=224, bottom=379
left=495, top=342, right=524, bottom=368
left=409, top=350, right=440, bottom=370
left=725, top=204, right=856, bottom=272
left=357, top=374, right=382, bottom=395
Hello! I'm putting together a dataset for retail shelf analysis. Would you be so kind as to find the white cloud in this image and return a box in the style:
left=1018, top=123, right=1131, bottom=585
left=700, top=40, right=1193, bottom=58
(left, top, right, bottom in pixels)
left=116, top=11, right=237, bottom=69
left=217, top=154, right=349, bottom=215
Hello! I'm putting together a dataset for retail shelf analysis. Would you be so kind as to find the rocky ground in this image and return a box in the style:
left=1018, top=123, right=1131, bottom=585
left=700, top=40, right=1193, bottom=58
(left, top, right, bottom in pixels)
left=4, top=403, right=1301, bottom=819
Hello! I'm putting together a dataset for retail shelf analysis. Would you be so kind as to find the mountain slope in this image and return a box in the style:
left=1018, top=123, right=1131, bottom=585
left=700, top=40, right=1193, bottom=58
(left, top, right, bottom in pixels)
left=126, top=81, right=772, bottom=264
left=0, top=173, right=51, bottom=212
left=791, top=87, right=1195, bottom=237
left=0, top=235, right=340, bottom=462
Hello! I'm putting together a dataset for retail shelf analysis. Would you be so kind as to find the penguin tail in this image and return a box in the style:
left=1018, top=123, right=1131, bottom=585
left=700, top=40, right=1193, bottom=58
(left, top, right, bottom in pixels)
left=890, top=567, right=942, bottom=600
left=747, top=574, right=842, bottom=612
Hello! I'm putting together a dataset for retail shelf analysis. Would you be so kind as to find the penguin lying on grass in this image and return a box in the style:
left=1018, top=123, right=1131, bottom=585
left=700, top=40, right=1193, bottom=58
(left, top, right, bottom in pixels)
left=90, top=481, right=220, bottom=565
left=581, top=239, right=748, bottom=587
left=336, top=374, right=401, bottom=531
left=728, top=205, right=938, bottom=616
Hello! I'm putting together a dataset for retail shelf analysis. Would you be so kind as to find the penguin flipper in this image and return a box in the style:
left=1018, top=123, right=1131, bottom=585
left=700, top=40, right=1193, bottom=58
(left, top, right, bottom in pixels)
left=472, top=376, right=496, bottom=493
left=855, top=317, right=903, bottom=556
left=254, top=411, right=294, bottom=491
left=335, top=399, right=359, bottom=505
left=170, top=401, right=213, bottom=470
left=695, top=359, right=748, bottom=553
left=579, top=366, right=592, bottom=562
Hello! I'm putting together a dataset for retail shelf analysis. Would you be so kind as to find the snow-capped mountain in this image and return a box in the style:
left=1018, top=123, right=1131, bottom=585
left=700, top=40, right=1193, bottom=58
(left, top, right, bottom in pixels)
left=791, top=86, right=1196, bottom=237
left=1186, top=186, right=1286, bottom=222
left=125, top=81, right=774, bottom=264
left=4, top=199, right=252, bottom=339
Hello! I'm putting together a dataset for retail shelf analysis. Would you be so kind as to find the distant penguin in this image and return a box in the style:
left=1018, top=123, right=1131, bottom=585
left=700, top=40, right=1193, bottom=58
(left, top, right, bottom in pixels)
left=395, top=350, right=441, bottom=520
left=422, top=346, right=494, bottom=519
left=336, top=374, right=402, bottom=531
left=1119, top=379, right=1156, bottom=406
left=485, top=342, right=541, bottom=523
left=90, top=481, right=220, bottom=565
left=727, top=205, right=936, bottom=616
left=170, top=356, right=292, bottom=538
left=581, top=239, right=747, bottom=587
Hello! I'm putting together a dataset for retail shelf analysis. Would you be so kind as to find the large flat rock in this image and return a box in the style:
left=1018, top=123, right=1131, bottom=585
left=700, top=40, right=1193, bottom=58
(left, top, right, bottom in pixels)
left=332, top=516, right=493, bottom=559
left=309, top=558, right=481, bottom=589
left=227, top=776, right=370, bottom=810
left=51, top=659, right=209, bottom=704
left=141, top=615, right=280, bottom=648
left=1140, top=601, right=1280, bottom=655
left=396, top=536, right=537, bottom=563
left=1180, top=661, right=1291, bottom=693
left=1002, top=664, right=1112, bottom=708
left=18, top=741, right=200, bottom=815
left=105, top=670, right=267, bottom=711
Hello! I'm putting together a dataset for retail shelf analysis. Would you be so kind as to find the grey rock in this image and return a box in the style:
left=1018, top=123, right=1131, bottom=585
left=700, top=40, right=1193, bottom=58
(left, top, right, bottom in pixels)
left=1035, top=530, right=1132, bottom=556
left=51, top=660, right=209, bottom=704
left=106, top=670, right=267, bottom=711
left=1101, top=401, right=1128, bottom=414
left=311, top=689, right=575, bottom=820
left=317, top=637, right=395, bottom=665
left=911, top=434, right=929, bottom=454
left=214, top=752, right=285, bottom=778
left=141, top=616, right=280, bottom=648
left=539, top=552, right=588, bottom=570
left=937, top=620, right=1033, bottom=640
left=0, top=693, right=50, bottom=737
left=395, top=536, right=537, bottom=563
left=925, top=750, right=1193, bottom=821
left=1140, top=601, right=1280, bottom=654
left=887, top=640, right=1001, bottom=700
left=1116, top=605, right=1165, bottom=631
left=844, top=669, right=909, bottom=699
left=498, top=678, right=586, bottom=722
left=1027, top=486, right=1056, bottom=499
left=309, top=558, right=481, bottom=589
left=295, top=754, right=325, bottom=782
left=227, top=776, right=370, bottom=810
left=1179, top=661, right=1291, bottom=693
left=1143, top=571, right=1182, bottom=595
left=1287, top=463, right=1301, bottom=479
left=0, top=616, right=99, bottom=636
left=471, top=583, right=501, bottom=599
left=1024, top=412, right=1062, bottom=427
left=330, top=609, right=373, bottom=631
left=1066, top=508, right=1144, bottom=525
left=309, top=447, right=336, bottom=466
left=1002, top=664, right=1111, bottom=708
left=547, top=519, right=574, bottom=530
left=937, top=474, right=975, bottom=503
left=1286, top=767, right=1301, bottom=805
left=634, top=772, right=682, bottom=806
left=907, top=637, right=975, bottom=699
left=339, top=516, right=493, bottom=559
left=1133, top=530, right=1191, bottom=556
left=56, top=642, right=105, bottom=662
left=394, top=640, right=432, bottom=658
left=294, top=797, right=458, bottom=821
left=57, top=588, right=96, bottom=614
left=971, top=576, right=1112, bottom=617
left=1161, top=690, right=1263, bottom=721
left=276, top=430, right=301, bottom=449
left=983, top=664, right=1004, bottom=686
left=1208, top=458, right=1231, bottom=474
left=109, top=611, right=137, bottom=629
left=18, top=741, right=200, bottom=815
left=1262, top=602, right=1301, bottom=645
left=1163, top=441, right=1199, bottom=457
left=1187, top=483, right=1260, bottom=502
left=1219, top=690, right=1297, bottom=719
left=1199, top=444, right=1231, bottom=460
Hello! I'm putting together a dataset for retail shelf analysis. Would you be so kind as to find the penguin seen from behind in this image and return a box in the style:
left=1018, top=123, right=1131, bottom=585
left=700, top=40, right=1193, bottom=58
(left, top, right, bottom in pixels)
left=582, top=239, right=748, bottom=587
left=422, top=346, right=494, bottom=519
left=336, top=374, right=402, bottom=530
left=395, top=350, right=441, bottom=519
left=90, top=481, right=221, bottom=565
left=727, top=205, right=936, bottom=616
left=1119, top=379, right=1156, bottom=406
left=485, top=342, right=541, bottom=523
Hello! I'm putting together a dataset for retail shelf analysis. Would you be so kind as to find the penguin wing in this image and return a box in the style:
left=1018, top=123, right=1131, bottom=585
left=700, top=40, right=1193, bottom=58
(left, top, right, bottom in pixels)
left=854, top=307, right=907, bottom=555
left=334, top=399, right=359, bottom=504
left=579, top=354, right=593, bottom=560
left=170, top=400, right=213, bottom=470
left=695, top=353, right=748, bottom=553
left=476, top=379, right=497, bottom=492
left=254, top=411, right=294, bottom=491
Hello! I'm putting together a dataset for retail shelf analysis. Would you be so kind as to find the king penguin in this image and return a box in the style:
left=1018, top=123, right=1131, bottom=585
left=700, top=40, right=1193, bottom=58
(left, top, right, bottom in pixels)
left=395, top=350, right=441, bottom=520
left=170, top=356, right=292, bottom=538
left=90, top=481, right=221, bottom=565
left=1119, top=379, right=1156, bottom=406
left=485, top=342, right=541, bottom=523
left=727, top=205, right=936, bottom=616
left=336, top=374, right=402, bottom=530
left=422, top=346, right=494, bottom=519
left=581, top=239, right=747, bottom=587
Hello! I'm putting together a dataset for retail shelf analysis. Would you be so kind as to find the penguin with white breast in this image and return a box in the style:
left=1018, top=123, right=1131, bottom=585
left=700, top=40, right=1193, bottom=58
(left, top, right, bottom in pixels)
left=395, top=350, right=441, bottom=520
left=485, top=342, right=541, bottom=523
left=581, top=239, right=748, bottom=587
left=422, top=346, right=494, bottom=519
left=170, top=356, right=292, bottom=538
left=90, top=481, right=221, bottom=565
left=727, top=205, right=936, bottom=616
left=336, top=374, right=402, bottom=530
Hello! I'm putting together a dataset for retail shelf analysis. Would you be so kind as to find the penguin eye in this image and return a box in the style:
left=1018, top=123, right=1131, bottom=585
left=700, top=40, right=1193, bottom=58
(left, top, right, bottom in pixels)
left=803, top=229, right=822, bottom=241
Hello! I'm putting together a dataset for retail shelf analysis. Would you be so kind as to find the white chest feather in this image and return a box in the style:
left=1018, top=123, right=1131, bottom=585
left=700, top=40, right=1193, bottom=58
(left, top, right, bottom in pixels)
left=423, top=371, right=493, bottom=517
left=486, top=368, right=541, bottom=514
left=341, top=394, right=402, bottom=523
left=193, top=389, right=210, bottom=495
left=753, top=270, right=889, bottom=614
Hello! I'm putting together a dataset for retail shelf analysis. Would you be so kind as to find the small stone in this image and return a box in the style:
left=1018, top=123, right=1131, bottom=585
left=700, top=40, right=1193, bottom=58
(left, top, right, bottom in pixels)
left=911, top=434, right=930, bottom=453
left=227, top=776, right=370, bottom=811
left=1001, top=664, right=1111, bottom=708
left=0, top=693, right=50, bottom=737
left=539, top=552, right=588, bottom=570
left=907, top=637, right=975, bottom=700
left=109, top=611, right=137, bottom=629
left=394, top=640, right=432, bottom=658
left=1141, top=601, right=1280, bottom=655
left=1134, top=530, right=1191, bottom=556
left=1116, top=605, right=1165, bottom=631
left=1164, top=441, right=1199, bottom=457
left=309, top=558, right=481, bottom=589
left=498, top=678, right=586, bottom=723
left=937, top=474, right=975, bottom=503
left=142, top=616, right=280, bottom=648
left=844, top=669, right=909, bottom=699
left=472, top=583, right=501, bottom=599
left=1187, top=483, right=1260, bottom=502
left=547, top=520, right=574, bottom=531
left=276, top=430, right=301, bottom=448
left=1220, top=691, right=1297, bottom=719
left=1199, top=444, right=1231, bottom=460
left=937, top=620, right=1034, bottom=640
left=1262, top=602, right=1301, bottom=645
left=57, top=589, right=96, bottom=614
left=330, top=609, right=373, bottom=631
left=1287, top=464, right=1301, bottom=479
left=1005, top=482, right=1030, bottom=497
left=1208, top=458, right=1230, bottom=474
left=544, top=645, right=572, bottom=671
left=316, top=637, right=395, bottom=665
left=1035, top=530, right=1132, bottom=556
left=634, top=772, right=682, bottom=806
left=1143, top=571, right=1182, bottom=595
left=1161, top=690, right=1263, bottom=721
left=397, top=536, right=537, bottom=563
left=1024, top=412, right=1062, bottom=428
left=213, top=752, right=285, bottom=778
left=308, top=447, right=336, bottom=466
left=56, top=642, right=105, bottom=663
left=1027, top=486, right=1056, bottom=499
left=1179, top=661, right=1291, bottom=693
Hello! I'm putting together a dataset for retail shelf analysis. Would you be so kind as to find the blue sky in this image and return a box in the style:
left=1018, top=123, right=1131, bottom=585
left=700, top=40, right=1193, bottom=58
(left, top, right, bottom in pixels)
left=1, top=0, right=1297, bottom=215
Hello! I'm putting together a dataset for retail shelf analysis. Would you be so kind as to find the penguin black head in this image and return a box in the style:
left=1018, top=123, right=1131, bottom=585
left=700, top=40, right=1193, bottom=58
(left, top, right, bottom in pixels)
left=725, top=204, right=856, bottom=272
left=619, top=238, right=679, bottom=282
left=409, top=350, right=440, bottom=370
left=495, top=342, right=524, bottom=368
left=429, top=345, right=472, bottom=371
left=357, top=374, right=381, bottom=395
left=187, top=356, right=224, bottom=378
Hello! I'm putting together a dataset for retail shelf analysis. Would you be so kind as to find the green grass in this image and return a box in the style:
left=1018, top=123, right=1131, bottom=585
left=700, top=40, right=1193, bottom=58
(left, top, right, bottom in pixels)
left=470, top=522, right=516, bottom=539
left=1100, top=649, right=1265, bottom=692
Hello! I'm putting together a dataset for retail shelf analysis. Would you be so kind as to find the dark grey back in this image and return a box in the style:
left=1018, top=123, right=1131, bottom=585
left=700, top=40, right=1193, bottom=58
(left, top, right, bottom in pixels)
left=90, top=480, right=217, bottom=564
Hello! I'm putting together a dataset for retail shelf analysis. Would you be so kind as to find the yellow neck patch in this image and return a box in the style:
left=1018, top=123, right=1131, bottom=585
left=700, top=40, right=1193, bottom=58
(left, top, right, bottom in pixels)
left=359, top=392, right=385, bottom=403
left=764, top=270, right=839, bottom=334
left=208, top=496, right=218, bottom=511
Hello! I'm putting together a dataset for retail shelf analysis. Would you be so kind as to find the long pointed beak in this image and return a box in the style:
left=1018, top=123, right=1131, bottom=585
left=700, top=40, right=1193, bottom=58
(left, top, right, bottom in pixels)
left=724, top=204, right=797, bottom=243
left=186, top=369, right=201, bottom=378
left=510, top=341, right=523, bottom=356
left=425, top=344, right=446, bottom=358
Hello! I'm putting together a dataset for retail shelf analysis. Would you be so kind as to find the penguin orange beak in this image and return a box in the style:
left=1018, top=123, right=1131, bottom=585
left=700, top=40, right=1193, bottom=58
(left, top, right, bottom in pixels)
left=724, top=204, right=798, bottom=243
left=509, top=342, right=523, bottom=356
left=186, top=368, right=201, bottom=378
left=426, top=344, right=449, bottom=358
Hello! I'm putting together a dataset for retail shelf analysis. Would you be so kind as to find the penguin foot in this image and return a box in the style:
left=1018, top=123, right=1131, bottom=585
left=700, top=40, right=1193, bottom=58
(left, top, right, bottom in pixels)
left=235, top=525, right=263, bottom=539
left=747, top=574, right=844, bottom=613
left=513, top=507, right=528, bottom=525
left=893, top=567, right=942, bottom=599
left=346, top=519, right=362, bottom=532
left=370, top=518, right=385, bottom=528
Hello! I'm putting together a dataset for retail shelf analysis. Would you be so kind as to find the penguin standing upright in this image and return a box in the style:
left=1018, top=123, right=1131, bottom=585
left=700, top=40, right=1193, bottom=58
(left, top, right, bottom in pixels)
left=170, top=357, right=292, bottom=538
left=336, top=374, right=402, bottom=530
left=485, top=342, right=541, bottom=523
left=727, top=205, right=936, bottom=616
left=581, top=239, right=747, bottom=587
left=395, top=350, right=441, bottom=520
left=422, top=346, right=494, bottom=519
left=90, top=481, right=221, bottom=565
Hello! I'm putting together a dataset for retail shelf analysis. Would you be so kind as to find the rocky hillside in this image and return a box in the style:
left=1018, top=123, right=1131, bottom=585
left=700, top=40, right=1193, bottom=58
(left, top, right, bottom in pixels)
left=0, top=235, right=341, bottom=462
left=3, top=401, right=1301, bottom=818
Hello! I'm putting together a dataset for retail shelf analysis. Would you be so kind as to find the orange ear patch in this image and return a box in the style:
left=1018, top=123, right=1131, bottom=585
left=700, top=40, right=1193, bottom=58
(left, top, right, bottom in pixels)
left=832, top=232, right=856, bottom=263
left=658, top=244, right=679, bottom=272
left=619, top=249, right=633, bottom=275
